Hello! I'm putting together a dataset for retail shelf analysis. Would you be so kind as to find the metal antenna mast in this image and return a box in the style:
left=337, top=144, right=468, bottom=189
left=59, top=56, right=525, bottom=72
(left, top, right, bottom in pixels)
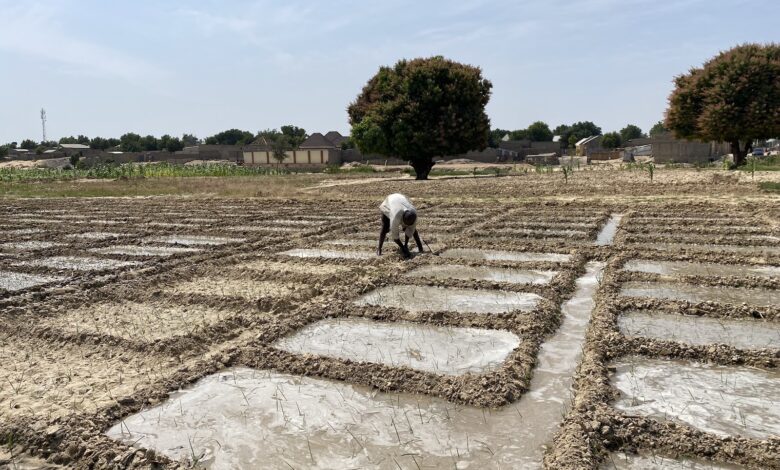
left=40, top=108, right=47, bottom=143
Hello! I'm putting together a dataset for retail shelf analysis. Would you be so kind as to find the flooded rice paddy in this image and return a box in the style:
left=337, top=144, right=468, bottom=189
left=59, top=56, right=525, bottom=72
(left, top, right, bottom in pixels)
left=611, top=357, right=780, bottom=440
left=619, top=310, right=780, bottom=350
left=354, top=285, right=543, bottom=314
left=619, top=281, right=779, bottom=307
left=404, top=264, right=557, bottom=284
left=274, top=318, right=521, bottom=375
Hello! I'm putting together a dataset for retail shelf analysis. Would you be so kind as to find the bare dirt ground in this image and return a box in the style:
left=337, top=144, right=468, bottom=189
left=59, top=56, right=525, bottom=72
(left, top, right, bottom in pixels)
left=0, top=168, right=778, bottom=468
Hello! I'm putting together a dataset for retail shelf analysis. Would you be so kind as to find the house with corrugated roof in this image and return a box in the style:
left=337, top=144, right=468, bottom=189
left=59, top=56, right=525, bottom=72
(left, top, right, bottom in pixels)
left=575, top=135, right=603, bottom=157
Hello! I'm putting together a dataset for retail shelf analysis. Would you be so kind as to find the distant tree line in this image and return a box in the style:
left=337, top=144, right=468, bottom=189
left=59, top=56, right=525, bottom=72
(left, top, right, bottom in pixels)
left=488, top=121, right=664, bottom=150
left=1, top=125, right=308, bottom=157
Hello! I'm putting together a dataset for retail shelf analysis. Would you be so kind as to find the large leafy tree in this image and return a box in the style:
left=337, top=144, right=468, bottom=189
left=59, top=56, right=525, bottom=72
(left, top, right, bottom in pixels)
left=348, top=56, right=492, bottom=180
left=619, top=124, right=644, bottom=143
left=665, top=43, right=780, bottom=166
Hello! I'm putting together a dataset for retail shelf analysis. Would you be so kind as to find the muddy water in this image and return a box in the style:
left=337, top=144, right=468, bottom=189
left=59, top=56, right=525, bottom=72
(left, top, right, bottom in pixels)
left=16, top=256, right=141, bottom=272
left=3, top=228, right=44, bottom=235
left=90, top=245, right=202, bottom=256
left=281, top=248, right=374, bottom=260
left=488, top=228, right=589, bottom=238
left=595, top=214, right=623, bottom=246
left=441, top=248, right=571, bottom=263
left=619, top=310, right=780, bottom=350
left=627, top=242, right=780, bottom=257
left=404, top=264, right=557, bottom=284
left=623, top=260, right=780, bottom=279
left=602, top=452, right=744, bottom=469
left=66, top=232, right=126, bottom=240
left=151, top=235, right=246, bottom=246
left=611, top=357, right=780, bottom=440
left=354, top=285, right=542, bottom=314
left=0, top=270, right=65, bottom=291
left=325, top=238, right=382, bottom=247
left=227, top=225, right=302, bottom=232
left=108, top=262, right=605, bottom=468
left=144, top=222, right=197, bottom=228
left=620, top=281, right=779, bottom=307
left=274, top=318, right=520, bottom=375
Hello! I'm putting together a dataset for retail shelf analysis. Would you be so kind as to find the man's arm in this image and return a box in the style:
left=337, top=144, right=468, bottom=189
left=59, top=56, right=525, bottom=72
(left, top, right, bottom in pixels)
left=394, top=238, right=411, bottom=259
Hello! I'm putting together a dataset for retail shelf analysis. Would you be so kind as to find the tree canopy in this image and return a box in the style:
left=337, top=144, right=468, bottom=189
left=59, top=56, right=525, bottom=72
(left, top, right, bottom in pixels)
left=665, top=43, right=780, bottom=166
left=280, top=125, right=307, bottom=149
left=525, top=121, right=554, bottom=142
left=348, top=56, right=492, bottom=179
left=20, top=139, right=37, bottom=150
left=204, top=129, right=255, bottom=146
left=649, top=121, right=668, bottom=137
left=554, top=121, right=602, bottom=148
left=601, top=132, right=622, bottom=149
left=619, top=124, right=644, bottom=143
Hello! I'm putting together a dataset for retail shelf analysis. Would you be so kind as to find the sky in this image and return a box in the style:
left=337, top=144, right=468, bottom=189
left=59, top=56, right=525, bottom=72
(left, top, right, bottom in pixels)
left=0, top=0, right=777, bottom=143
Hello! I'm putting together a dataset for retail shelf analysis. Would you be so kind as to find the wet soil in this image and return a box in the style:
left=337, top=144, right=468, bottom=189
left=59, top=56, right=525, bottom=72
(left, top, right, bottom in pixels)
left=0, top=181, right=778, bottom=469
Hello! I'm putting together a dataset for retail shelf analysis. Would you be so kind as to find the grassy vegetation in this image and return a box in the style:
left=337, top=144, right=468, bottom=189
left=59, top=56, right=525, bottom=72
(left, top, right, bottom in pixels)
left=404, top=166, right=514, bottom=177
left=0, top=174, right=337, bottom=198
left=0, top=162, right=295, bottom=183
left=739, top=156, right=780, bottom=172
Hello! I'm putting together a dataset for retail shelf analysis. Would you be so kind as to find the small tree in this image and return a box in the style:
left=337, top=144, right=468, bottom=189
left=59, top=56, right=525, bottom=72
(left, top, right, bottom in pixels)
left=165, top=137, right=184, bottom=152
left=601, top=132, right=622, bottom=149
left=488, top=128, right=510, bottom=147
left=181, top=134, right=199, bottom=146
left=119, top=133, right=142, bottom=152
left=348, top=56, right=492, bottom=180
left=20, top=139, right=37, bottom=150
left=90, top=137, right=110, bottom=150
left=280, top=125, right=307, bottom=149
left=264, top=133, right=291, bottom=167
left=649, top=121, right=668, bottom=137
left=665, top=43, right=780, bottom=166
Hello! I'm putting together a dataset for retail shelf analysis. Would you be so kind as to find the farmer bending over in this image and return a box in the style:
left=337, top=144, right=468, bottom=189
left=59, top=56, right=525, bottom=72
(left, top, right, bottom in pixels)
left=377, top=193, right=424, bottom=259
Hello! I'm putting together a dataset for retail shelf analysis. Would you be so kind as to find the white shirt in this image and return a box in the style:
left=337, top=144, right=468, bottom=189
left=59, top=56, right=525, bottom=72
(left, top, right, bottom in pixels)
left=379, top=193, right=417, bottom=241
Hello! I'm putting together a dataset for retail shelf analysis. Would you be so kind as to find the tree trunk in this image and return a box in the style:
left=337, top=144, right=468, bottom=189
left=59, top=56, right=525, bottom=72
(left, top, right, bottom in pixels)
left=730, top=140, right=752, bottom=167
left=411, top=157, right=435, bottom=180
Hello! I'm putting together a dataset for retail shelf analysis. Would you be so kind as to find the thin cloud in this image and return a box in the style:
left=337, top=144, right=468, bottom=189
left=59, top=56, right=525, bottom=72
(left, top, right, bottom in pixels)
left=0, top=2, right=164, bottom=82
